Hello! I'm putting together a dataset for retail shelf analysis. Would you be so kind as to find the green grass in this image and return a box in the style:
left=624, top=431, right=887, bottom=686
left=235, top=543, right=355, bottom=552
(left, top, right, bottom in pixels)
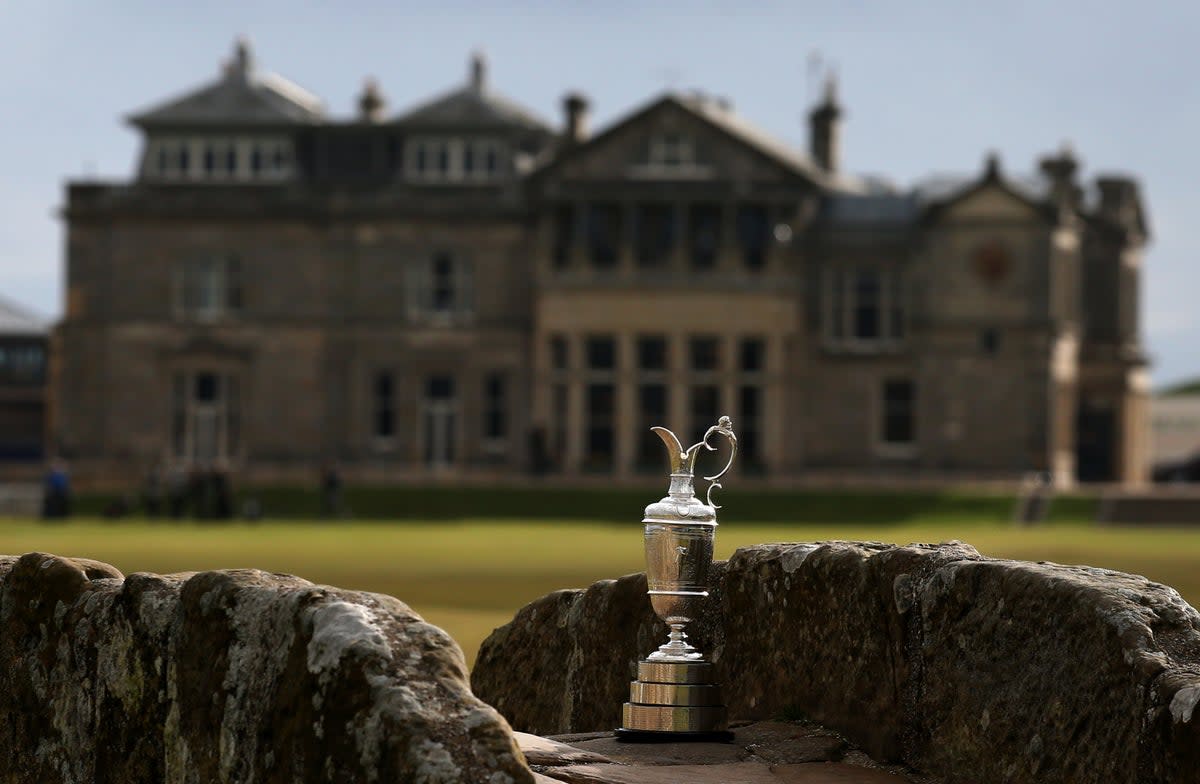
left=71, top=484, right=1098, bottom=523
left=1, top=515, right=1198, bottom=666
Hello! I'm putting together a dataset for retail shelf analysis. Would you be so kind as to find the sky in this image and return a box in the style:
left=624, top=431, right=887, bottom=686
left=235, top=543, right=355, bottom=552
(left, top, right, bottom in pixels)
left=1, top=1, right=1197, bottom=385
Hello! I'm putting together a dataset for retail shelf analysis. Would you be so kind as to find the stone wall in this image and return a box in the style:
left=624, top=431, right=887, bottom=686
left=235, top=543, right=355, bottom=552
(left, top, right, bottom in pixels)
left=0, top=552, right=533, bottom=784
left=472, top=541, right=1200, bottom=784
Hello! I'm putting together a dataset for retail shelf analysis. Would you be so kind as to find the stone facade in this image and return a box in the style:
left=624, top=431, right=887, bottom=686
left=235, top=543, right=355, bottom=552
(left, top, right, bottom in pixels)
left=55, top=40, right=1150, bottom=485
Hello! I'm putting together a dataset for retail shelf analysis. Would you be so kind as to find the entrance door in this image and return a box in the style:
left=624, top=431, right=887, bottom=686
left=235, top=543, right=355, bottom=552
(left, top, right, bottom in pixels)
left=422, top=376, right=457, bottom=470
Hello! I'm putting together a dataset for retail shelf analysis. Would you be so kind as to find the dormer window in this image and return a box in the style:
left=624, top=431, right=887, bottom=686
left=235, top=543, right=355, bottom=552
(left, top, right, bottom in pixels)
left=406, top=137, right=506, bottom=183
left=144, top=136, right=292, bottom=182
left=650, top=133, right=694, bottom=167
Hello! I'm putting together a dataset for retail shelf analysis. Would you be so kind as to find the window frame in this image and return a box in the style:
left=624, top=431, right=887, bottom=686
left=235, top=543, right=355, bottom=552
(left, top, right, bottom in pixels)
left=174, top=253, right=242, bottom=323
left=823, top=265, right=909, bottom=352
left=482, top=372, right=509, bottom=453
left=875, top=378, right=917, bottom=457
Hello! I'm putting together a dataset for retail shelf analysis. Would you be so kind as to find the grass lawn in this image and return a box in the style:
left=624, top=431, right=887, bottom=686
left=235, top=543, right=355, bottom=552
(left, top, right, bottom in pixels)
left=1, top=516, right=1198, bottom=666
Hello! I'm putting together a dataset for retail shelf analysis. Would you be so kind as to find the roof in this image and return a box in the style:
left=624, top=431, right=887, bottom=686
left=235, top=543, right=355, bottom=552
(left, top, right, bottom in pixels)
left=821, top=193, right=920, bottom=226
left=533, top=91, right=852, bottom=190
left=912, top=171, right=1052, bottom=207
left=673, top=93, right=832, bottom=185
left=821, top=163, right=1056, bottom=228
left=393, top=53, right=551, bottom=133
left=129, top=39, right=324, bottom=128
left=0, top=296, right=47, bottom=336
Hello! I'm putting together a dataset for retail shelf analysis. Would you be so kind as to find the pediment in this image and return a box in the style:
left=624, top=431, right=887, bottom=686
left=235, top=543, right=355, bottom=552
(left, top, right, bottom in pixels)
left=937, top=183, right=1044, bottom=222
left=540, top=96, right=825, bottom=187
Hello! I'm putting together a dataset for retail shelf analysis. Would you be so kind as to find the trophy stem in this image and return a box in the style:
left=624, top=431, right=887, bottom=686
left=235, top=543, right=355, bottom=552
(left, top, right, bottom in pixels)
left=648, top=622, right=701, bottom=661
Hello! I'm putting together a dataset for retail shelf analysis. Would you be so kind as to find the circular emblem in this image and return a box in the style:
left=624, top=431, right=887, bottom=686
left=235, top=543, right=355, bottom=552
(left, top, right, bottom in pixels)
left=973, top=240, right=1010, bottom=286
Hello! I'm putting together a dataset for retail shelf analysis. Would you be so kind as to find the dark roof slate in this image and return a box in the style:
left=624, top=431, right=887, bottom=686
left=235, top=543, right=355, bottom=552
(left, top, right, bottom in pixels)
left=129, top=40, right=324, bottom=128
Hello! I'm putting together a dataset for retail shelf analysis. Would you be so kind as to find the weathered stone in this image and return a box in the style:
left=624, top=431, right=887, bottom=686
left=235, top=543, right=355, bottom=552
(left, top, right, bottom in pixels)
left=474, top=541, right=1200, bottom=784
left=515, top=732, right=614, bottom=767
left=0, top=551, right=533, bottom=783
left=472, top=564, right=725, bottom=736
left=541, top=761, right=910, bottom=783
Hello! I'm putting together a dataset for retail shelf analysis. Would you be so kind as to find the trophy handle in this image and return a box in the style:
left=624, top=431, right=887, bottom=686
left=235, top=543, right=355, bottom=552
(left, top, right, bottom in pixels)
left=700, top=416, right=737, bottom=508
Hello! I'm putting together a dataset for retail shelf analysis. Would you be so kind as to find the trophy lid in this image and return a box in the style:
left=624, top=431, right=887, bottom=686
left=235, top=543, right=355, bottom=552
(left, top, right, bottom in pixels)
left=643, top=416, right=737, bottom=525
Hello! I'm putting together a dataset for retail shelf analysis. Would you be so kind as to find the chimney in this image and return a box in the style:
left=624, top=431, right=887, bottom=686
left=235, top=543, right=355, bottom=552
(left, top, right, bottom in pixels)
left=224, top=36, right=254, bottom=82
left=358, top=78, right=386, bottom=123
left=470, top=51, right=487, bottom=92
left=1039, top=142, right=1080, bottom=208
left=563, top=92, right=590, bottom=144
left=1096, top=176, right=1138, bottom=226
left=808, top=73, right=842, bottom=173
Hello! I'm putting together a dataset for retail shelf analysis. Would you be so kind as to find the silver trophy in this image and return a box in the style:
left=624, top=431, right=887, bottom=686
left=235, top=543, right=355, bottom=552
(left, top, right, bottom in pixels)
left=617, top=416, right=736, bottom=741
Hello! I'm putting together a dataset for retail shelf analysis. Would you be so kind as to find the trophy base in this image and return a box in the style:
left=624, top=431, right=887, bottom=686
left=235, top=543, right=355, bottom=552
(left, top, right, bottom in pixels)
left=614, top=728, right=734, bottom=743
left=619, top=659, right=729, bottom=740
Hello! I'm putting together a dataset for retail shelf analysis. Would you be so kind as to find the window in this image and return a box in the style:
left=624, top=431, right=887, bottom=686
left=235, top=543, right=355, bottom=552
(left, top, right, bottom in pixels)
left=552, top=205, right=574, bottom=269
left=736, top=204, right=770, bottom=270
left=637, top=383, right=669, bottom=470
left=634, top=204, right=676, bottom=268
left=649, top=133, right=694, bottom=167
left=690, top=336, right=720, bottom=372
left=826, top=267, right=907, bottom=348
left=270, top=143, right=288, bottom=173
left=739, top=385, right=763, bottom=470
left=739, top=338, right=765, bottom=373
left=422, top=375, right=457, bottom=468
left=373, top=372, right=395, bottom=440
left=586, top=203, right=621, bottom=268
left=552, top=383, right=568, bottom=470
left=637, top=336, right=667, bottom=372
left=881, top=379, right=915, bottom=447
left=585, top=383, right=615, bottom=471
left=406, top=252, right=473, bottom=324
left=432, top=253, right=455, bottom=312
left=147, top=136, right=292, bottom=182
left=483, top=373, right=508, bottom=443
left=0, top=343, right=45, bottom=385
left=586, top=336, right=616, bottom=371
left=980, top=328, right=1000, bottom=355
left=407, top=137, right=504, bottom=182
left=689, top=203, right=721, bottom=270
left=690, top=385, right=720, bottom=445
left=549, top=335, right=569, bottom=371
left=854, top=271, right=881, bottom=339
left=172, top=370, right=240, bottom=463
left=176, top=254, right=242, bottom=321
